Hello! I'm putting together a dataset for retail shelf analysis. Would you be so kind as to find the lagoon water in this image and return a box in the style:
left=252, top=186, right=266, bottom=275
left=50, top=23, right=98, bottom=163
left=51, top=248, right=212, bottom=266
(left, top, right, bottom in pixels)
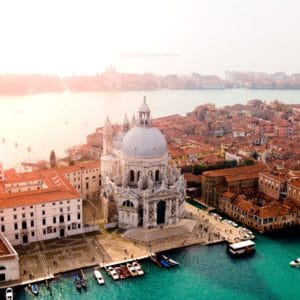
left=17, top=232, right=300, bottom=300
left=0, top=88, right=300, bottom=169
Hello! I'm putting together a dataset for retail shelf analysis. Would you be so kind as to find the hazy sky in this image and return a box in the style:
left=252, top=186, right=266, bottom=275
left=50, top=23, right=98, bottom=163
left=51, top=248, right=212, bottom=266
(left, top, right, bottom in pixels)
left=0, top=0, right=299, bottom=76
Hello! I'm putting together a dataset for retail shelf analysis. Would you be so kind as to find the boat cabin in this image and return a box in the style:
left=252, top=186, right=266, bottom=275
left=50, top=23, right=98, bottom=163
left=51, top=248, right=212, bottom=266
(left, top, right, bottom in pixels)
left=227, top=240, right=255, bottom=256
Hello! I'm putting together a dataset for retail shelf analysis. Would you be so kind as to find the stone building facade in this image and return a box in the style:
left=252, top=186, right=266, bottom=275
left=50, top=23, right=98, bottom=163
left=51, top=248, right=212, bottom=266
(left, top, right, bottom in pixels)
left=101, top=98, right=186, bottom=229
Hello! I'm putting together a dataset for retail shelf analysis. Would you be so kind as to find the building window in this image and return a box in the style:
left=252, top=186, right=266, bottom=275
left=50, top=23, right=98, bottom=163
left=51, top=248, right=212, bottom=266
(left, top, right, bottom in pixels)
left=14, top=215, right=17, bottom=220
left=77, top=213, right=81, bottom=220
left=22, top=214, right=25, bottom=218
left=30, top=212, right=34, bottom=217
left=60, top=202, right=63, bottom=205
left=77, top=205, right=80, bottom=210
left=14, top=223, right=18, bottom=230
left=42, top=210, right=45, bottom=215
left=68, top=225, right=70, bottom=230
left=130, top=170, right=135, bottom=182
left=53, top=217, right=56, bottom=224
left=67, top=207, right=70, bottom=211
left=1, top=225, right=5, bottom=232
left=67, top=215, right=71, bottom=221
left=155, top=170, right=160, bottom=182
left=78, top=224, right=81, bottom=229
left=54, top=228, right=56, bottom=233
left=59, top=215, right=64, bottom=223
left=0, top=217, right=3, bottom=222
left=31, top=220, right=34, bottom=227
left=42, top=219, right=46, bottom=225
left=43, top=229, right=46, bottom=234
left=60, top=208, right=63, bottom=213
left=13, top=208, right=16, bottom=211
left=22, top=221, right=27, bottom=229
left=86, top=182, right=89, bottom=189
left=30, top=206, right=33, bottom=209
left=15, top=234, right=18, bottom=240
left=31, top=231, right=35, bottom=237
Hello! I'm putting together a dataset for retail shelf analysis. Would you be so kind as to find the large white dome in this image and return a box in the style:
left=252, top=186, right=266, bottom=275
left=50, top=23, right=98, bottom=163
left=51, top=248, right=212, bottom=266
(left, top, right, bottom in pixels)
left=121, top=126, right=167, bottom=158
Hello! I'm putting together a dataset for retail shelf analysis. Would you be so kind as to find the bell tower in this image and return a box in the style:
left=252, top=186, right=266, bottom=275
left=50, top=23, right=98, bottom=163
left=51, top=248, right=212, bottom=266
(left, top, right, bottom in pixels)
left=103, top=117, right=113, bottom=155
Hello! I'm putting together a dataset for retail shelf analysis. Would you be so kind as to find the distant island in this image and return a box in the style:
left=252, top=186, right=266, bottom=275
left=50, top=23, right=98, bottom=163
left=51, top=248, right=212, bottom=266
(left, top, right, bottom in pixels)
left=1, top=68, right=300, bottom=95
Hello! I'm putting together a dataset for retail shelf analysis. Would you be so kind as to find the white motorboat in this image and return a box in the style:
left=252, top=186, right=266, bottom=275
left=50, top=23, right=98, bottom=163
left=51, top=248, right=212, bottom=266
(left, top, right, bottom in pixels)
left=290, top=258, right=300, bottom=267
left=94, top=269, right=105, bottom=285
left=132, top=261, right=144, bottom=275
left=108, top=266, right=119, bottom=280
left=6, top=288, right=13, bottom=300
left=126, top=263, right=138, bottom=277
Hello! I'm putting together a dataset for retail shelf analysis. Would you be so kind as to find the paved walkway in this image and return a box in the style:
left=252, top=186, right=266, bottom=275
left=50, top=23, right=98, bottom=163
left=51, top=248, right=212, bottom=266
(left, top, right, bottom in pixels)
left=5, top=202, right=246, bottom=288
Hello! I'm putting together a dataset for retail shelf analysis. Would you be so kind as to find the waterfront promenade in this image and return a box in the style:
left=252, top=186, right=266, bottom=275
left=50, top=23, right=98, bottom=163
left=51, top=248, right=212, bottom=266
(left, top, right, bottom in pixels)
left=0, top=202, right=243, bottom=289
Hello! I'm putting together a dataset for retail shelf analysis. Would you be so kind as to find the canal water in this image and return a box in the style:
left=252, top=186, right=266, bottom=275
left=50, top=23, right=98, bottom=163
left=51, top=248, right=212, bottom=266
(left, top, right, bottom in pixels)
left=0, top=88, right=300, bottom=169
left=16, top=231, right=300, bottom=300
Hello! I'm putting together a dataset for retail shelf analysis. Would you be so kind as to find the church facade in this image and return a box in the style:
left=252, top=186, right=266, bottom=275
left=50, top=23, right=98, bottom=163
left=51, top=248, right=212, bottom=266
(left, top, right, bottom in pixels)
left=101, top=98, right=186, bottom=229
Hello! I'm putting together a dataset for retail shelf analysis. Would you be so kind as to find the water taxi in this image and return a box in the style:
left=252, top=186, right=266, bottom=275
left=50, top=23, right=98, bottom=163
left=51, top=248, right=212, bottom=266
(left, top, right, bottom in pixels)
left=227, top=240, right=255, bottom=257
left=94, top=269, right=105, bottom=285
left=290, top=258, right=300, bottom=267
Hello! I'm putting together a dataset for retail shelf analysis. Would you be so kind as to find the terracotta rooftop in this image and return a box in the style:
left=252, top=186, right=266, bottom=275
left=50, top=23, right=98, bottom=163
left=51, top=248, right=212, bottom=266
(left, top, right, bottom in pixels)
left=0, top=169, right=80, bottom=209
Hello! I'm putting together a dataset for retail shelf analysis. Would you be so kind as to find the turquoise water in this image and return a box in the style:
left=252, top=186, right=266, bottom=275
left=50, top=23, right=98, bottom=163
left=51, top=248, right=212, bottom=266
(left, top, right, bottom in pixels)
left=17, top=233, right=300, bottom=300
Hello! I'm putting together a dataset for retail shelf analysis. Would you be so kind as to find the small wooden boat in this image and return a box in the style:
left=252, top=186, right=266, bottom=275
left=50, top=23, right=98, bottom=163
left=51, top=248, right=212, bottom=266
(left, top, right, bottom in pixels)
left=73, top=275, right=82, bottom=290
left=30, top=284, right=39, bottom=296
left=94, top=269, right=105, bottom=285
left=81, top=278, right=87, bottom=289
left=115, top=266, right=126, bottom=279
left=150, top=254, right=162, bottom=267
left=126, top=263, right=138, bottom=277
left=162, top=255, right=180, bottom=266
left=121, top=265, right=131, bottom=278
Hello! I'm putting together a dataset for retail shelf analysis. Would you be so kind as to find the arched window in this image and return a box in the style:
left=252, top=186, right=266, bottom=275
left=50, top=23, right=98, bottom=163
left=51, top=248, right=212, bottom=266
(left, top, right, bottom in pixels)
left=155, top=170, right=160, bottom=182
left=0, top=266, right=6, bottom=270
left=122, top=200, right=134, bottom=208
left=137, top=171, right=141, bottom=181
left=59, top=215, right=64, bottom=223
left=22, top=221, right=27, bottom=229
left=130, top=170, right=135, bottom=182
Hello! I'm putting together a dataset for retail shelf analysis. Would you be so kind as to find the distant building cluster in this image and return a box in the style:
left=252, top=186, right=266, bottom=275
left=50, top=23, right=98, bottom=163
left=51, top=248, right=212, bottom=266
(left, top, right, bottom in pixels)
left=4, top=70, right=300, bottom=95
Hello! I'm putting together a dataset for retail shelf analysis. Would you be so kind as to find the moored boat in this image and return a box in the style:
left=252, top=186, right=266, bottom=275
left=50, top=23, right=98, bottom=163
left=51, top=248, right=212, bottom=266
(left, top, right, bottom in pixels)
left=227, top=240, right=256, bottom=257
left=159, top=258, right=171, bottom=268
left=73, top=275, right=82, bottom=290
left=132, top=261, right=144, bottom=275
left=150, top=254, right=162, bottom=267
left=30, top=283, right=39, bottom=296
left=5, top=287, right=13, bottom=300
left=126, top=263, right=138, bottom=277
left=162, top=255, right=180, bottom=266
left=108, top=266, right=120, bottom=280
left=94, top=269, right=105, bottom=285
left=290, top=258, right=300, bottom=267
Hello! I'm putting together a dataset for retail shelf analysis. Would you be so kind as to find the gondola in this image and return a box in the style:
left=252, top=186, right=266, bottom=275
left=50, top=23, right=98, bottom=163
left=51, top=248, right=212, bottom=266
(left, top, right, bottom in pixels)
left=162, top=254, right=180, bottom=266
left=150, top=254, right=162, bottom=267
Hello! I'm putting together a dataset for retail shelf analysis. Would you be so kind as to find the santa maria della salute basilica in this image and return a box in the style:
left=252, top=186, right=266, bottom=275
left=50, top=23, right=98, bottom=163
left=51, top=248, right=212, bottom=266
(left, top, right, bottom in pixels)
left=101, top=97, right=186, bottom=230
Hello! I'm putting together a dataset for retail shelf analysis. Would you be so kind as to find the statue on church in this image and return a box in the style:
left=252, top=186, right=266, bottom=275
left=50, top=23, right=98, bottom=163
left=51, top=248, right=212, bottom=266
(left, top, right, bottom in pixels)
left=122, top=173, right=128, bottom=188
left=147, top=174, right=154, bottom=190
left=138, top=175, right=144, bottom=190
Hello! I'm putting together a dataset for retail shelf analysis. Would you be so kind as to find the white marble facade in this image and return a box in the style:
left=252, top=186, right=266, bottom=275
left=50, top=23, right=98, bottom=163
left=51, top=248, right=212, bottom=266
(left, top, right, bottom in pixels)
left=101, top=98, right=186, bottom=229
